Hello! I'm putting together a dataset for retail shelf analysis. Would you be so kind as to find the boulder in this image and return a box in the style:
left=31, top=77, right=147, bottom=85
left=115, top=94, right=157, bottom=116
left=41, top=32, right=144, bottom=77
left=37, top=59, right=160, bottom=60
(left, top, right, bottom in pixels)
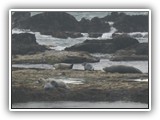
left=13, top=12, right=81, bottom=33
left=103, top=65, right=142, bottom=73
left=79, top=17, right=110, bottom=32
left=65, top=36, right=139, bottom=53
left=12, top=33, right=47, bottom=55
left=113, top=15, right=149, bottom=32
left=109, top=42, right=149, bottom=61
left=12, top=12, right=31, bottom=28
left=130, top=43, right=148, bottom=55
left=101, top=12, right=126, bottom=22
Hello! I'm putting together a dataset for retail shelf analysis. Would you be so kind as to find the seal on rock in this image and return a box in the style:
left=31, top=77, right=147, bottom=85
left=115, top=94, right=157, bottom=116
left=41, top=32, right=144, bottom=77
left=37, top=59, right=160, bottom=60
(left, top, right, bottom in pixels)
left=43, top=79, right=69, bottom=91
left=82, top=62, right=94, bottom=71
left=103, top=65, right=142, bottom=73
left=53, top=63, right=73, bottom=70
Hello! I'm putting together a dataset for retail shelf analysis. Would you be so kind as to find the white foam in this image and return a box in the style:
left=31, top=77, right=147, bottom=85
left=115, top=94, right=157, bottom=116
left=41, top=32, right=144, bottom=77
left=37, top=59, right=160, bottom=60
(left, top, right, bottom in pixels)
left=100, top=27, right=117, bottom=39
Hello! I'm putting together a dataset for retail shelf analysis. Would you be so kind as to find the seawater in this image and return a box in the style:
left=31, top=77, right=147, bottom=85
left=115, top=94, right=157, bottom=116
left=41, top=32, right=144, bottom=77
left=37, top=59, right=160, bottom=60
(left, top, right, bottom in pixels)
left=12, top=101, right=148, bottom=108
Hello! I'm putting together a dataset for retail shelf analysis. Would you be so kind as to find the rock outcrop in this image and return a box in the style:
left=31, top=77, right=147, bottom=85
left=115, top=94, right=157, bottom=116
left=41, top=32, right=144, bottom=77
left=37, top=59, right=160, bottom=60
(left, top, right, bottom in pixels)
left=12, top=12, right=31, bottom=28
left=79, top=17, right=110, bottom=33
left=102, top=12, right=148, bottom=32
left=12, top=50, right=100, bottom=64
left=12, top=33, right=47, bottom=55
left=65, top=36, right=139, bottom=53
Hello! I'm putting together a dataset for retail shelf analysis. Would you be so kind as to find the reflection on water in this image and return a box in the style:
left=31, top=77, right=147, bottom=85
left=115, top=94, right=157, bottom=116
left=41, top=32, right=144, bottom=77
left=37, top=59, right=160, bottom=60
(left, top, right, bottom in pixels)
left=12, top=101, right=148, bottom=108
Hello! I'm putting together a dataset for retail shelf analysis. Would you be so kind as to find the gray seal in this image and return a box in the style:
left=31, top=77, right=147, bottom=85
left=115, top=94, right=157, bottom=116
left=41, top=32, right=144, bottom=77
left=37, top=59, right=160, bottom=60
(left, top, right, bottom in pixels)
left=82, top=62, right=94, bottom=71
left=103, top=65, right=142, bottom=73
left=53, top=63, right=73, bottom=70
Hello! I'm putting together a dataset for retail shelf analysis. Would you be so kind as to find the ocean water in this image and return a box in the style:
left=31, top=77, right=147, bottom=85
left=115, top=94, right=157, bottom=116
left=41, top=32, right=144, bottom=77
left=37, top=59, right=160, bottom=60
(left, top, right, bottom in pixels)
left=12, top=28, right=148, bottom=51
left=12, top=101, right=148, bottom=108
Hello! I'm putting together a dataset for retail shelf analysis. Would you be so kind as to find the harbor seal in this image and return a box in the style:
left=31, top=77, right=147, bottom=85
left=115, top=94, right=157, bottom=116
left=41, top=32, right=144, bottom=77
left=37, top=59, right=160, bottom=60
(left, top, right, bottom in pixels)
left=50, top=80, right=69, bottom=89
left=53, top=63, right=73, bottom=70
left=103, top=65, right=142, bottom=73
left=44, top=80, right=69, bottom=91
left=82, top=62, right=94, bottom=71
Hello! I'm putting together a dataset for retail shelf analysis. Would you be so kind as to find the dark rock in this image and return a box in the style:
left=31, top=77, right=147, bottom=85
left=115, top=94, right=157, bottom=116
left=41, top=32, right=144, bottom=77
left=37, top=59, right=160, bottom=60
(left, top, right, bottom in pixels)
left=102, top=12, right=126, bottom=22
left=61, top=54, right=100, bottom=63
left=14, top=12, right=81, bottom=33
left=79, top=17, right=110, bottom=32
left=65, top=40, right=117, bottom=53
left=111, top=35, right=139, bottom=50
left=12, top=12, right=31, bottom=28
left=103, top=65, right=142, bottom=73
left=109, top=43, right=149, bottom=61
left=113, top=15, right=149, bottom=32
left=110, top=55, right=148, bottom=61
left=12, top=33, right=47, bottom=55
left=129, top=43, right=148, bottom=55
left=88, top=33, right=102, bottom=38
left=65, top=36, right=139, bottom=53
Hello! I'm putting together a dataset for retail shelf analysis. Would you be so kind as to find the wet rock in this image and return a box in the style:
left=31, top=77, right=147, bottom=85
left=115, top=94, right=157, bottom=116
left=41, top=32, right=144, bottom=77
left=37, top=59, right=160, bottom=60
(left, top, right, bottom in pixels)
left=101, top=12, right=126, bottom=22
left=113, top=15, right=149, bottom=32
left=65, top=36, right=139, bottom=53
left=12, top=33, right=47, bottom=55
left=79, top=17, right=110, bottom=32
left=88, top=33, right=102, bottom=38
left=129, top=43, right=148, bottom=55
left=110, top=55, right=148, bottom=61
left=109, top=42, right=149, bottom=61
left=103, top=65, right=142, bottom=73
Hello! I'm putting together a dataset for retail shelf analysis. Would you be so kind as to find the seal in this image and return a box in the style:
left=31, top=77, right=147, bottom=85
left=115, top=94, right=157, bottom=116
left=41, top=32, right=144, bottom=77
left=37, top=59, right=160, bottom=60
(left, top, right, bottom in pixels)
left=50, top=80, right=69, bottom=89
left=44, top=82, right=55, bottom=91
left=53, top=63, right=73, bottom=70
left=82, top=62, right=94, bottom=71
left=103, top=65, right=142, bottom=73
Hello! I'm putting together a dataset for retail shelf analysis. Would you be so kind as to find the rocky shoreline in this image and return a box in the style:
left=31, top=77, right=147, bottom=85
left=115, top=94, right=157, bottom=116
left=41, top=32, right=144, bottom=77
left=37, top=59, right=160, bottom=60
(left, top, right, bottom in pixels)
left=11, top=11, right=149, bottom=106
left=12, top=68, right=148, bottom=104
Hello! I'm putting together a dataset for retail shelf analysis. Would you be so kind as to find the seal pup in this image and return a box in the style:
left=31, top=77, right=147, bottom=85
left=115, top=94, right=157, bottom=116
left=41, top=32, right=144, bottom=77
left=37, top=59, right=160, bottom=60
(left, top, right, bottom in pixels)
left=82, top=62, right=94, bottom=71
left=53, top=63, right=73, bottom=70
